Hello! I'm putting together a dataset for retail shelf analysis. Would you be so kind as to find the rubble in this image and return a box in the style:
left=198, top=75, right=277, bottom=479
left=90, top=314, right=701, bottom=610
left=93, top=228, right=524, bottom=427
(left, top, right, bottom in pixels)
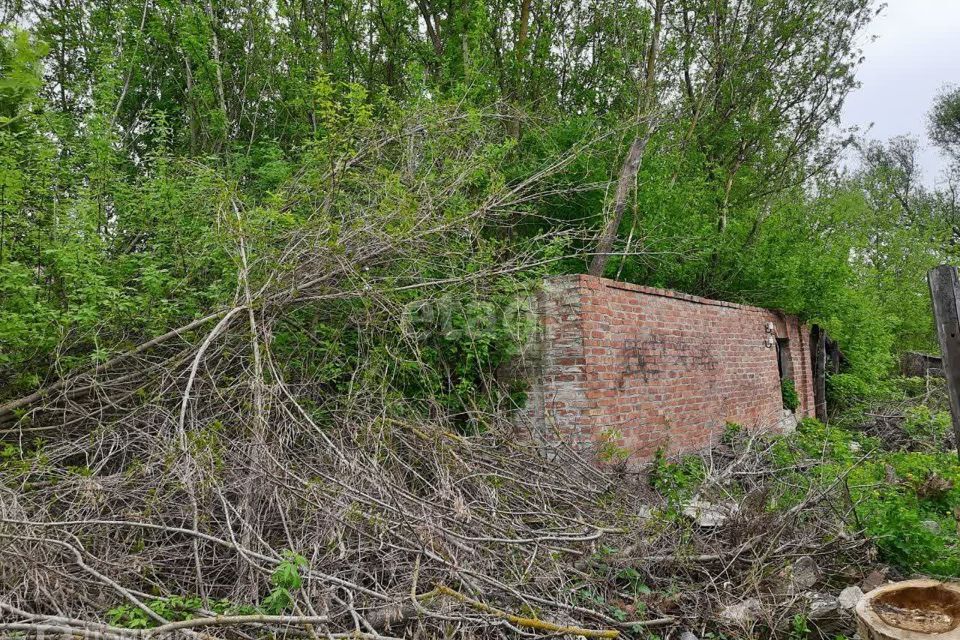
left=720, top=598, right=764, bottom=626
left=838, top=585, right=864, bottom=611
left=786, top=556, right=820, bottom=591
left=682, top=497, right=738, bottom=527
left=637, top=505, right=654, bottom=519
left=921, top=519, right=942, bottom=534
left=807, top=592, right=840, bottom=620
left=779, top=409, right=798, bottom=433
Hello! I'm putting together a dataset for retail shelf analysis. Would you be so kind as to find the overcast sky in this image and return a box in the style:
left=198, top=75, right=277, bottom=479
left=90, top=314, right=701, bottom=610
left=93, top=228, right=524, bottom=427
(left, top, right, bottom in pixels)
left=840, top=0, right=960, bottom=187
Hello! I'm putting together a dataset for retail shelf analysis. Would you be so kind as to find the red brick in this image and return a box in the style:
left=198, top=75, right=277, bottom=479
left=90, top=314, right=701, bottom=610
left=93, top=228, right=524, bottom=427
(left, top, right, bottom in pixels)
left=527, top=274, right=815, bottom=461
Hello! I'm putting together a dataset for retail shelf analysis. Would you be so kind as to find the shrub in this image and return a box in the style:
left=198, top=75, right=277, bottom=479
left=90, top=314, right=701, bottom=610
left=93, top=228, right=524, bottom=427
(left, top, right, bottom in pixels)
left=826, top=373, right=873, bottom=410
left=903, top=405, right=952, bottom=448
left=775, top=416, right=960, bottom=577
left=781, top=379, right=799, bottom=412
left=649, top=449, right=705, bottom=503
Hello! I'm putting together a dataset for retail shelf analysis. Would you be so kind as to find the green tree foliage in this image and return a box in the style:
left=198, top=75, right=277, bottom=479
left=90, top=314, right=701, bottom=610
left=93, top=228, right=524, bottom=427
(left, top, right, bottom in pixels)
left=0, top=29, right=236, bottom=389
left=0, top=0, right=952, bottom=400
left=930, top=85, right=960, bottom=161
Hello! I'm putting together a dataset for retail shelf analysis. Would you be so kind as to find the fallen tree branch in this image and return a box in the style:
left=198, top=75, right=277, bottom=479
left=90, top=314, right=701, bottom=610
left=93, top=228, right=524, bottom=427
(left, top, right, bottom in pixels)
left=433, top=584, right=620, bottom=638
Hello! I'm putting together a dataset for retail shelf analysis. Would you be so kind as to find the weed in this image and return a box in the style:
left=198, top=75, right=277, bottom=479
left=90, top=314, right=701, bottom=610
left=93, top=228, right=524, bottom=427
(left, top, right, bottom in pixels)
left=772, top=417, right=960, bottom=577
left=790, top=613, right=810, bottom=639
left=649, top=449, right=705, bottom=503
left=902, top=405, right=951, bottom=447
left=106, top=551, right=307, bottom=627
left=618, top=567, right=653, bottom=596
left=262, top=549, right=309, bottom=614
left=597, top=429, right=630, bottom=462
left=108, top=595, right=203, bottom=629
left=721, top=422, right=743, bottom=444
left=781, top=379, right=799, bottom=412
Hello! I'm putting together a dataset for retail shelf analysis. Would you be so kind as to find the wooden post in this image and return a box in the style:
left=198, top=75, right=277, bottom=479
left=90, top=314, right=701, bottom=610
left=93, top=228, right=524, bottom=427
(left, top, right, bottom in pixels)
left=928, top=265, right=960, bottom=461
left=810, top=325, right=827, bottom=423
left=826, top=335, right=842, bottom=374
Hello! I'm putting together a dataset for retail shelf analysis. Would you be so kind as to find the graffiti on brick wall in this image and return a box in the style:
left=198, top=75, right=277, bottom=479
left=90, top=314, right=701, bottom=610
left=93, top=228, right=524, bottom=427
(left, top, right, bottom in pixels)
left=622, top=335, right=718, bottom=381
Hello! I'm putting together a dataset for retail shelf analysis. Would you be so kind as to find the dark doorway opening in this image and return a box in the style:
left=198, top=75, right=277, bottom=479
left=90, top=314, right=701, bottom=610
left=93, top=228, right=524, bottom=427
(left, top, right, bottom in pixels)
left=776, top=338, right=793, bottom=382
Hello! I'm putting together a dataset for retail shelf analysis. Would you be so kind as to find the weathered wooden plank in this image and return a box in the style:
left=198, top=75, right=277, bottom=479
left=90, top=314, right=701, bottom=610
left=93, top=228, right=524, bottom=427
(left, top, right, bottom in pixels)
left=811, top=324, right=827, bottom=422
left=826, top=335, right=843, bottom=374
left=899, top=351, right=944, bottom=378
left=927, top=265, right=960, bottom=461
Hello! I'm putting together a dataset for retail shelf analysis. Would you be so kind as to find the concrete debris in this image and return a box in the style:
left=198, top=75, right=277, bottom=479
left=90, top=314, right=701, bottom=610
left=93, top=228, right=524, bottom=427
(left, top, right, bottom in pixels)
left=776, top=555, right=819, bottom=594
left=682, top=497, right=738, bottom=527
left=779, top=409, right=798, bottom=433
left=677, top=632, right=699, bottom=640
left=788, top=556, right=820, bottom=590
left=861, top=568, right=888, bottom=593
left=807, top=592, right=840, bottom=620
left=921, top=519, right=942, bottom=534
left=719, top=598, right=763, bottom=625
left=838, top=585, right=864, bottom=611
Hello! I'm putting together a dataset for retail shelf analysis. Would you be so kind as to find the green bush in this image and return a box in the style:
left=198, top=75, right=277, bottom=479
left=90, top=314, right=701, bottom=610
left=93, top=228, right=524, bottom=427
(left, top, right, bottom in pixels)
left=105, top=553, right=308, bottom=627
left=781, top=379, right=799, bottom=412
left=826, top=373, right=874, bottom=410
left=649, top=449, right=705, bottom=503
left=896, top=376, right=929, bottom=398
left=902, top=406, right=952, bottom=448
left=850, top=451, right=960, bottom=577
left=774, top=417, right=960, bottom=577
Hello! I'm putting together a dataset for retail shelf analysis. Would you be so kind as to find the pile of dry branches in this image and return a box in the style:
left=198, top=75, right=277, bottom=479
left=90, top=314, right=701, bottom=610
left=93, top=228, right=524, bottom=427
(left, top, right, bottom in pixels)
left=0, top=110, right=873, bottom=639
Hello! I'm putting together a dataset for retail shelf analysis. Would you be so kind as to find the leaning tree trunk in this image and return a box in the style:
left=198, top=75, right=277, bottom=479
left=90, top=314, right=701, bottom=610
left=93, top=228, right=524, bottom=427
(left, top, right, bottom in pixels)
left=587, top=132, right=652, bottom=277
left=587, top=0, right=663, bottom=278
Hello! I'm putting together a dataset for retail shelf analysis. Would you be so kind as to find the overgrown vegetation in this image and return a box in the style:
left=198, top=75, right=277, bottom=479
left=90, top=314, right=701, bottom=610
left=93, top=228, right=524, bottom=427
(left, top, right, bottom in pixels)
left=777, top=415, right=960, bottom=577
left=625, top=378, right=960, bottom=637
left=2, top=0, right=960, bottom=638
left=1, top=0, right=958, bottom=401
left=781, top=379, right=800, bottom=412
left=810, top=375, right=960, bottom=578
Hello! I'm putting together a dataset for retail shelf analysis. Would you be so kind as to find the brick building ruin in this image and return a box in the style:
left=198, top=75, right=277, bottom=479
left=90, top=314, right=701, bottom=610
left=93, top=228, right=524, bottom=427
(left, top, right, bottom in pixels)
left=527, top=274, right=816, bottom=459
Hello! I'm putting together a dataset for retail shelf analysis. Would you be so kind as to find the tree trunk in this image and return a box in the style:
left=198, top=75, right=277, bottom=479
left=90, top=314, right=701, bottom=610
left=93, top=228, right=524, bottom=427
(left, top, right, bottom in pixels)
left=416, top=0, right=443, bottom=57
left=587, top=132, right=652, bottom=276
left=928, top=265, right=960, bottom=462
left=586, top=0, right=663, bottom=277
left=855, top=579, right=960, bottom=639
left=204, top=0, right=230, bottom=151
left=507, top=0, right=533, bottom=139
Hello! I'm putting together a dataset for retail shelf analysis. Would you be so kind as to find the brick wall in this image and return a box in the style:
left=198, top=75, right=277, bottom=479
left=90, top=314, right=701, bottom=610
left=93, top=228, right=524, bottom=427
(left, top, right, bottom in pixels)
left=526, top=274, right=815, bottom=459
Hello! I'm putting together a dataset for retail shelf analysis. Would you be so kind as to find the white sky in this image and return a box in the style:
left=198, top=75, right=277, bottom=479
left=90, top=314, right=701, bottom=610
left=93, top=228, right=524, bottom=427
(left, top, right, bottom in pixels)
left=840, top=0, right=960, bottom=187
